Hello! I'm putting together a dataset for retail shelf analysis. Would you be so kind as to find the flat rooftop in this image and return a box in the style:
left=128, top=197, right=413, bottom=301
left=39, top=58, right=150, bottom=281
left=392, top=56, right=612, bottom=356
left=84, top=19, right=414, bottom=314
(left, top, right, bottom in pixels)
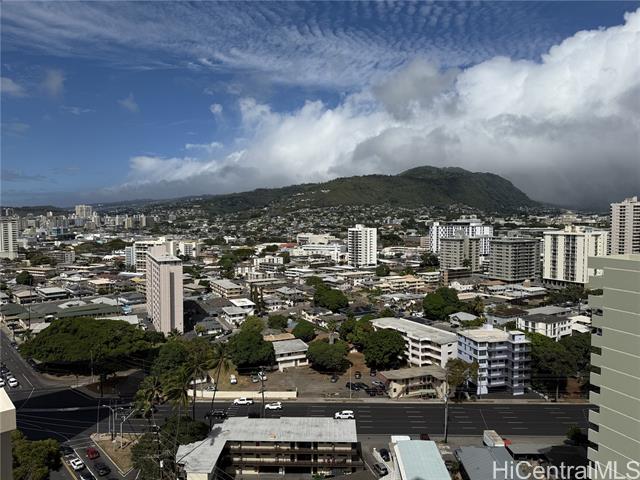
left=381, top=365, right=446, bottom=381
left=458, top=326, right=529, bottom=343
left=372, top=317, right=457, bottom=344
left=177, top=417, right=357, bottom=475
left=395, top=440, right=450, bottom=480
left=273, top=338, right=309, bottom=355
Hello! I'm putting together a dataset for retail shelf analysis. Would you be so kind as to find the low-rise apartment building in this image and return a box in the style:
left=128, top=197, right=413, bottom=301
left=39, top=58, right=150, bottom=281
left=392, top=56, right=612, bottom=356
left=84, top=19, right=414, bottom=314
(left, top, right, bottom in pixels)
left=273, top=338, right=309, bottom=371
left=457, top=324, right=530, bottom=396
left=371, top=317, right=457, bottom=368
left=210, top=279, right=243, bottom=298
left=515, top=314, right=572, bottom=341
left=380, top=365, right=447, bottom=399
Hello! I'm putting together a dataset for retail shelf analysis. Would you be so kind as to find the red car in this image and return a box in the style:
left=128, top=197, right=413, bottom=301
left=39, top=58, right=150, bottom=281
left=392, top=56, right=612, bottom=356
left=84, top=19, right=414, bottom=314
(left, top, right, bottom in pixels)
left=86, top=447, right=100, bottom=460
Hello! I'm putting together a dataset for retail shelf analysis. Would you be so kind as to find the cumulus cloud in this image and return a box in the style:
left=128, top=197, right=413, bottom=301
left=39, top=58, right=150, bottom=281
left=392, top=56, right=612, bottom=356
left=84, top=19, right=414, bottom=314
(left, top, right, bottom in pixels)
left=41, top=69, right=65, bottom=97
left=111, top=8, right=640, bottom=209
left=209, top=103, right=223, bottom=115
left=118, top=92, right=139, bottom=113
left=185, top=141, right=224, bottom=153
left=1, top=77, right=27, bottom=97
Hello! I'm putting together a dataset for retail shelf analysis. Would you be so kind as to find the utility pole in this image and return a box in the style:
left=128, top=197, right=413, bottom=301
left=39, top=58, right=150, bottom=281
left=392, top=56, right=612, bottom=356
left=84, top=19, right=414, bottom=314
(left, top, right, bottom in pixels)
left=259, top=367, right=266, bottom=417
left=120, top=408, right=137, bottom=448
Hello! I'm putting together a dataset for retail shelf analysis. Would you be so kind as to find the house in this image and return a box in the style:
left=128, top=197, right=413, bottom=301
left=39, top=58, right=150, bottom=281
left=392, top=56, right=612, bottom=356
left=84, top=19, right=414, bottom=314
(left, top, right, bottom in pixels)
left=516, top=314, right=572, bottom=341
left=380, top=365, right=447, bottom=399
left=194, top=319, right=225, bottom=337
left=35, top=287, right=69, bottom=301
left=221, top=306, right=249, bottom=327
left=448, top=311, right=478, bottom=326
left=301, top=306, right=333, bottom=324
left=228, top=298, right=255, bottom=316
left=272, top=338, right=309, bottom=372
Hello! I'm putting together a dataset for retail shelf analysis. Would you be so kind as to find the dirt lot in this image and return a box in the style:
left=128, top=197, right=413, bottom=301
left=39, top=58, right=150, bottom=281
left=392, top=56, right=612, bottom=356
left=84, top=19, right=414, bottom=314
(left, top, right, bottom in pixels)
left=93, top=432, right=139, bottom=473
left=206, top=351, right=384, bottom=399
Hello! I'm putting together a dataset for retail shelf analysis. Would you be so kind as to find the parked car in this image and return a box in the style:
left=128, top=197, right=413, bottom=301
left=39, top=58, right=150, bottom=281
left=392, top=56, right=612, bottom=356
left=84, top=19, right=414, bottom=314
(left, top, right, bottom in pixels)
left=372, top=380, right=385, bottom=388
left=370, top=369, right=377, bottom=377
left=355, top=382, right=369, bottom=391
left=79, top=471, right=96, bottom=480
left=209, top=409, right=228, bottom=419
left=230, top=374, right=237, bottom=384
left=264, top=402, right=282, bottom=410
left=379, top=448, right=391, bottom=462
left=354, top=371, right=362, bottom=379
left=373, top=463, right=389, bottom=476
left=205, top=384, right=217, bottom=391
left=94, top=462, right=111, bottom=476
left=330, top=374, right=339, bottom=383
left=8, top=378, right=18, bottom=388
left=61, top=445, right=75, bottom=456
left=258, top=371, right=267, bottom=381
left=419, top=433, right=431, bottom=441
left=233, top=397, right=254, bottom=405
left=86, top=447, right=100, bottom=460
left=251, top=375, right=260, bottom=383
left=0, top=379, right=5, bottom=388
left=69, top=458, right=85, bottom=471
left=334, top=410, right=355, bottom=419
left=345, top=382, right=359, bottom=391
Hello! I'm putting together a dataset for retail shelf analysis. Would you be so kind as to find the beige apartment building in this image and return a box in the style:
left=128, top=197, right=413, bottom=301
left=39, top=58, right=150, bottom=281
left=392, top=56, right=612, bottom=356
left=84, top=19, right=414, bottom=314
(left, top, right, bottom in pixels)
left=146, top=246, right=183, bottom=334
left=587, top=255, right=640, bottom=479
left=439, top=235, right=480, bottom=272
left=487, top=236, right=541, bottom=282
left=609, top=196, right=640, bottom=255
left=1, top=388, right=16, bottom=480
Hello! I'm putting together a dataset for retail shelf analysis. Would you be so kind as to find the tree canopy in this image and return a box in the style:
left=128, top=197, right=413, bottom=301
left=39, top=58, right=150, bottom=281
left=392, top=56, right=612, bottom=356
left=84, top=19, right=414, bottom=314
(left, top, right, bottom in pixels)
left=292, top=320, right=316, bottom=342
left=12, top=430, right=61, bottom=480
left=423, top=287, right=462, bottom=320
left=526, top=332, right=577, bottom=398
left=267, top=314, right=288, bottom=331
left=363, top=329, right=405, bottom=369
left=375, top=264, right=390, bottom=277
left=228, top=329, right=274, bottom=370
left=446, top=358, right=479, bottom=399
left=307, top=339, right=349, bottom=372
left=16, top=271, right=34, bottom=285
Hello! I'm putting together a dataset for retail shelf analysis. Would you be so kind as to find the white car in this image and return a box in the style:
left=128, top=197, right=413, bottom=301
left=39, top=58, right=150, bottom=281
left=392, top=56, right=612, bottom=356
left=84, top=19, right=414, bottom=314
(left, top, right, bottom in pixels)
left=230, top=375, right=237, bottom=385
left=7, top=378, right=18, bottom=388
left=233, top=397, right=254, bottom=405
left=258, top=371, right=267, bottom=381
left=69, top=458, right=85, bottom=471
left=264, top=402, right=282, bottom=410
left=0, top=379, right=5, bottom=387
left=334, top=410, right=355, bottom=419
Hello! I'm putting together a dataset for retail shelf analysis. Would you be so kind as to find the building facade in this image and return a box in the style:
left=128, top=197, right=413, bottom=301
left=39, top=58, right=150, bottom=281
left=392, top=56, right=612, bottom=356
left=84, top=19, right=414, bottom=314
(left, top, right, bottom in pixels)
left=347, top=224, right=377, bottom=268
left=74, top=204, right=93, bottom=219
left=0, top=217, right=18, bottom=260
left=372, top=317, right=457, bottom=368
left=609, top=196, right=640, bottom=255
left=439, top=235, right=481, bottom=272
left=515, top=314, right=572, bottom=341
left=587, top=255, right=640, bottom=478
left=487, top=236, right=541, bottom=282
left=542, top=226, right=608, bottom=287
left=429, top=218, right=493, bottom=255
left=0, top=389, right=16, bottom=480
left=145, top=246, right=183, bottom=334
left=457, top=324, right=530, bottom=396
left=128, top=239, right=169, bottom=272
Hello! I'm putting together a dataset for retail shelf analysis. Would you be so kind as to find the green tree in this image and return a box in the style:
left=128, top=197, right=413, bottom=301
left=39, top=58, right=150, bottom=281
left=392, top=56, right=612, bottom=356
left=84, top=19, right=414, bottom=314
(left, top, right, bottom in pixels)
left=423, top=287, right=462, bottom=320
left=314, top=286, right=349, bottom=312
left=151, top=339, right=190, bottom=379
left=228, top=329, right=275, bottom=370
left=241, top=316, right=265, bottom=335
left=207, top=342, right=232, bottom=425
left=527, top=332, right=576, bottom=400
left=466, top=296, right=485, bottom=316
left=186, top=338, right=213, bottom=420
left=16, top=271, right=34, bottom=285
left=445, top=358, right=479, bottom=400
left=420, top=253, right=439, bottom=268
left=12, top=430, right=61, bottom=480
left=263, top=244, right=279, bottom=253
left=267, top=314, right=288, bottom=331
left=134, top=375, right=164, bottom=421
left=292, top=320, right=316, bottom=342
left=559, top=333, right=591, bottom=378
left=375, top=264, right=390, bottom=277
left=363, top=329, right=405, bottom=369
left=377, top=307, right=396, bottom=318
left=348, top=318, right=374, bottom=350
left=307, top=339, right=349, bottom=372
left=164, top=366, right=192, bottom=418
left=339, top=317, right=356, bottom=341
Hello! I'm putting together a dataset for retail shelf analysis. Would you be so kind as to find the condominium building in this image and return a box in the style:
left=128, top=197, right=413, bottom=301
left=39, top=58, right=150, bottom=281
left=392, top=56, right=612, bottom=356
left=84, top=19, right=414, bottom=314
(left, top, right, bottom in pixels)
left=74, top=204, right=93, bottom=219
left=0, top=389, right=16, bottom=480
left=210, top=279, right=243, bottom=298
left=515, top=314, right=572, bottom=341
left=587, top=255, right=640, bottom=478
left=0, top=217, right=18, bottom=260
left=177, top=417, right=362, bottom=478
left=126, top=239, right=168, bottom=272
left=347, top=224, right=377, bottom=267
left=371, top=317, right=457, bottom=368
left=487, top=236, right=541, bottom=282
left=429, top=218, right=493, bottom=255
left=146, top=246, right=183, bottom=334
left=609, top=196, right=640, bottom=255
left=439, top=235, right=481, bottom=272
left=297, top=232, right=338, bottom=245
left=542, top=226, right=608, bottom=287
left=457, top=324, right=530, bottom=396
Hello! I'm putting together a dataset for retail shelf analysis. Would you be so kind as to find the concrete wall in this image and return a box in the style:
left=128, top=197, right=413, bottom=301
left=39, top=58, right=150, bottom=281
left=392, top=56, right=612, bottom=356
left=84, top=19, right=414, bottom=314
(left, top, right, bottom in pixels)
left=188, top=389, right=298, bottom=400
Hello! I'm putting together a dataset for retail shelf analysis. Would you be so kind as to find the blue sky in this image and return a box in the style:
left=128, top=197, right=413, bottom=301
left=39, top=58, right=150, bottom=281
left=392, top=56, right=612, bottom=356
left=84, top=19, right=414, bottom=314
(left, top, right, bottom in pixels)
left=2, top=1, right=639, bottom=208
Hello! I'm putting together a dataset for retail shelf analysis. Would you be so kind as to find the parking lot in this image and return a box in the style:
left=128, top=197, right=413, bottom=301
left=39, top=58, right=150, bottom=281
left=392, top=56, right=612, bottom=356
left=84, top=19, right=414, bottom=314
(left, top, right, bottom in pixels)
left=61, top=437, right=134, bottom=480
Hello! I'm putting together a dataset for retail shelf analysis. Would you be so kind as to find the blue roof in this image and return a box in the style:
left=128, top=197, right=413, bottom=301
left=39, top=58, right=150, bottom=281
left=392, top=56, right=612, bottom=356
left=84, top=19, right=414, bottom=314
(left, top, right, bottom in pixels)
left=395, top=440, right=450, bottom=480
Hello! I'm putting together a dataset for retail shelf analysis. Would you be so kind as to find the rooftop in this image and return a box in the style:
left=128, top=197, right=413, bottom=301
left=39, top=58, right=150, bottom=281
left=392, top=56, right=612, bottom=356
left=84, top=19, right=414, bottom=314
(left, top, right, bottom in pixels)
left=523, top=314, right=569, bottom=324
left=372, top=317, right=457, bottom=345
left=458, top=325, right=529, bottom=343
left=211, top=279, right=242, bottom=289
left=273, top=338, right=309, bottom=355
left=456, top=446, right=515, bottom=480
left=394, top=440, right=450, bottom=480
left=525, top=305, right=570, bottom=316
left=381, top=365, right=446, bottom=381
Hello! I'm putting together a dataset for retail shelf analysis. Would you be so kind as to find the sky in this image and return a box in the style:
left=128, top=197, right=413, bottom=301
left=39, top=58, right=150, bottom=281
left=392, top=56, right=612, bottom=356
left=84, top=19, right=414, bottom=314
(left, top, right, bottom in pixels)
left=1, top=1, right=639, bottom=209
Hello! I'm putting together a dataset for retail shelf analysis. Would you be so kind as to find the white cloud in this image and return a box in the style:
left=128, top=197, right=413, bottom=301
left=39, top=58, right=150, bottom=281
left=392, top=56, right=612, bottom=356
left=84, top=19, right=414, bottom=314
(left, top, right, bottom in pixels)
left=118, top=92, right=139, bottom=113
left=41, top=69, right=65, bottom=97
left=209, top=103, right=223, bottom=115
left=185, top=141, right=223, bottom=153
left=0, top=77, right=27, bottom=97
left=112, top=9, right=640, bottom=208
left=61, top=105, right=94, bottom=115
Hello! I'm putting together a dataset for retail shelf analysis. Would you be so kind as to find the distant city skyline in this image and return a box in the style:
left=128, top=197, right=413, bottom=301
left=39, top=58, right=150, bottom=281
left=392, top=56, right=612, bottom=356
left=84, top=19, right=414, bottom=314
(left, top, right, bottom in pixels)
left=1, top=1, right=639, bottom=208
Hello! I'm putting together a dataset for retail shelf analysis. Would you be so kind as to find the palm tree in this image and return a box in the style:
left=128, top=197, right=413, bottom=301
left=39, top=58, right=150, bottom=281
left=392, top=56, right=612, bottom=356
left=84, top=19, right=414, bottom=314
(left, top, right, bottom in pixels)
left=326, top=319, right=337, bottom=345
left=134, top=375, right=163, bottom=425
left=208, top=343, right=232, bottom=428
left=188, top=344, right=213, bottom=421
left=164, top=366, right=192, bottom=418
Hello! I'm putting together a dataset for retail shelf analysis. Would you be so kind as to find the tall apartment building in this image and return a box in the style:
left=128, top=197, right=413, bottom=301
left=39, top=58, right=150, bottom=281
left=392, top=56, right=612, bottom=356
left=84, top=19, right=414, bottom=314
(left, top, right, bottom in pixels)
left=609, top=196, right=640, bottom=255
left=371, top=317, right=457, bottom=368
left=0, top=217, right=18, bottom=260
left=587, top=255, right=640, bottom=478
left=146, top=246, right=183, bottom=334
left=439, top=235, right=481, bottom=272
left=429, top=218, right=493, bottom=255
left=0, top=388, right=16, bottom=480
left=487, top=236, right=541, bottom=282
left=542, top=226, right=608, bottom=287
left=457, top=324, right=530, bottom=396
left=127, top=239, right=169, bottom=272
left=74, top=204, right=93, bottom=219
left=296, top=232, right=338, bottom=245
left=347, top=224, right=377, bottom=268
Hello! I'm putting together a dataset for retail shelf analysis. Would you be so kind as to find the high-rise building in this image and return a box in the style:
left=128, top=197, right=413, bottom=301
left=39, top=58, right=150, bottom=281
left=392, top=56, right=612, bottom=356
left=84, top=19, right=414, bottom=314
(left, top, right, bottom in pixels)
left=439, top=234, right=481, bottom=272
left=347, top=224, right=377, bottom=267
left=587, top=255, right=640, bottom=478
left=429, top=218, right=493, bottom=255
left=0, top=388, right=16, bottom=480
left=146, top=245, right=183, bottom=334
left=74, top=204, right=93, bottom=219
left=487, top=236, right=541, bottom=282
left=542, top=226, right=608, bottom=287
left=457, top=324, right=531, bottom=396
left=609, top=196, right=640, bottom=255
left=131, top=239, right=169, bottom=272
left=0, top=217, right=18, bottom=260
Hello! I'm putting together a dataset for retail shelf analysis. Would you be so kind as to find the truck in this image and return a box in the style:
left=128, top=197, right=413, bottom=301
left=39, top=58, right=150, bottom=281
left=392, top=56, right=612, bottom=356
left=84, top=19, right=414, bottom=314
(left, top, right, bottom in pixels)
left=483, top=430, right=505, bottom=447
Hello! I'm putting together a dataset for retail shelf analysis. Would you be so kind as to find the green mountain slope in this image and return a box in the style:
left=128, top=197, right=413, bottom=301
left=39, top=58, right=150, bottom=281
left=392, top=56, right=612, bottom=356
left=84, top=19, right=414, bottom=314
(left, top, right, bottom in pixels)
left=198, top=165, right=538, bottom=214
